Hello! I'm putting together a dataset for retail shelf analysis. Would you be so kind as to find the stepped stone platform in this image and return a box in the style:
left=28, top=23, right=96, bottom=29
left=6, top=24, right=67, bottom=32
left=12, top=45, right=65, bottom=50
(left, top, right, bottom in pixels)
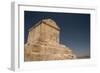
left=24, top=19, right=76, bottom=61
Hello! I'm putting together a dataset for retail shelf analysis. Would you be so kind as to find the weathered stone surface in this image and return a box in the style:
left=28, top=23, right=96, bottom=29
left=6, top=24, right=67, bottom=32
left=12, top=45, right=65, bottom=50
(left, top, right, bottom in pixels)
left=24, top=19, right=76, bottom=61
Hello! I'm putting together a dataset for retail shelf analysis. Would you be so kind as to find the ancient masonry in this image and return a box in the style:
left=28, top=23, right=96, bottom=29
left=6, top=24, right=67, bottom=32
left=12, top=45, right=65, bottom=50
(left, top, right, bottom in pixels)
left=24, top=19, right=76, bottom=61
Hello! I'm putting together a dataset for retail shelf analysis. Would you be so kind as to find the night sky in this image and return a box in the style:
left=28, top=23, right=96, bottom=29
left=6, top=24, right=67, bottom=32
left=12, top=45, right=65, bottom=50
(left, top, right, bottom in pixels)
left=24, top=11, right=90, bottom=58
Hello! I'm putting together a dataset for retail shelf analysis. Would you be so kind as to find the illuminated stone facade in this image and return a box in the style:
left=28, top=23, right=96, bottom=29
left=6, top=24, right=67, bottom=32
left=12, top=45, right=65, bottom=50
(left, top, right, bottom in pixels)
left=24, top=19, right=76, bottom=61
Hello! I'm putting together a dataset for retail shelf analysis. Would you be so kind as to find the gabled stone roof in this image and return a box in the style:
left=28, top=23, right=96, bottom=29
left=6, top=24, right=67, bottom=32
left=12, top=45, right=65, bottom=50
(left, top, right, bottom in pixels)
left=42, top=19, right=60, bottom=30
left=29, top=19, right=60, bottom=31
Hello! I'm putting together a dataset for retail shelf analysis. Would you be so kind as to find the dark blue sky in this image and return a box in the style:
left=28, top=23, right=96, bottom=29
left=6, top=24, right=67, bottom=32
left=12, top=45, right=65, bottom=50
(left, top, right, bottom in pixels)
left=24, top=11, right=90, bottom=58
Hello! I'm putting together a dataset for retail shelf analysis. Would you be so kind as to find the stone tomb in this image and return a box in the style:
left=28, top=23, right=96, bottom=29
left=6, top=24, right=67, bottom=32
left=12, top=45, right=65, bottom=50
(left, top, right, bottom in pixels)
left=24, top=19, right=76, bottom=61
